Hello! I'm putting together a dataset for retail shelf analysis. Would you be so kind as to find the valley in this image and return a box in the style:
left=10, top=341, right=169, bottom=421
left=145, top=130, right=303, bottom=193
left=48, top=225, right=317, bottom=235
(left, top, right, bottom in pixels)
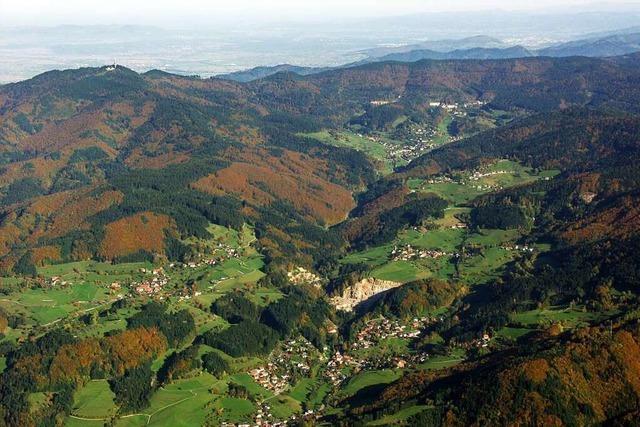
left=1, top=51, right=640, bottom=426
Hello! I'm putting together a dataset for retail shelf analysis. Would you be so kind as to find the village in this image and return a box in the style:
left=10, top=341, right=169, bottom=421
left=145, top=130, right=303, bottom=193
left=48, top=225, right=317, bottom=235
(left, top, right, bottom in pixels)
left=184, top=241, right=242, bottom=268
left=249, top=337, right=321, bottom=394
left=130, top=267, right=169, bottom=296
left=322, top=316, right=437, bottom=384
left=390, top=244, right=451, bottom=261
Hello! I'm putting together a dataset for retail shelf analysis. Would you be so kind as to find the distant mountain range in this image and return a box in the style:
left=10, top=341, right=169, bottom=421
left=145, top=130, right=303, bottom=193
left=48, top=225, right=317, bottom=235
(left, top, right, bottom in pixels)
left=218, top=64, right=332, bottom=83
left=218, top=29, right=640, bottom=82
left=357, top=35, right=508, bottom=58
left=538, top=32, right=640, bottom=57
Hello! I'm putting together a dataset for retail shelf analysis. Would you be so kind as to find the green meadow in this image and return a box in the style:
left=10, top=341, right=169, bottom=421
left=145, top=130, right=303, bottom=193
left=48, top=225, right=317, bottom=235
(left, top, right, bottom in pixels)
left=303, top=130, right=388, bottom=162
left=340, top=369, right=402, bottom=398
left=71, top=380, right=117, bottom=419
left=367, top=405, right=432, bottom=426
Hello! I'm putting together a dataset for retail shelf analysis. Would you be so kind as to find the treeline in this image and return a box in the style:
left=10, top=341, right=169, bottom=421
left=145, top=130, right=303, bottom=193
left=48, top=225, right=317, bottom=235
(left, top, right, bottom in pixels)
left=350, top=103, right=405, bottom=131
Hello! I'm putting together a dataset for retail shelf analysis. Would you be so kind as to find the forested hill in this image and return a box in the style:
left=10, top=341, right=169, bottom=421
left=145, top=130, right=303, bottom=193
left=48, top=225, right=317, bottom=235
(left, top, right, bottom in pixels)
left=401, top=109, right=640, bottom=176
left=2, top=53, right=640, bottom=272
left=248, top=52, right=640, bottom=115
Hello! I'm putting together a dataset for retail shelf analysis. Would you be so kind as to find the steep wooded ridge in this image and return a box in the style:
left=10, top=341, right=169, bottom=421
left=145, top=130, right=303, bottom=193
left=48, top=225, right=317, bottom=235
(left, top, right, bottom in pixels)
left=2, top=53, right=640, bottom=426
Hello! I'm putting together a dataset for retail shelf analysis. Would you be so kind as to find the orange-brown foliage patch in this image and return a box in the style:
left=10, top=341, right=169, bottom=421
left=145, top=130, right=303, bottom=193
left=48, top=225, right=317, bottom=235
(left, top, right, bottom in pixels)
left=103, top=327, right=167, bottom=375
left=0, top=314, right=8, bottom=333
left=522, top=359, right=550, bottom=384
left=0, top=156, right=67, bottom=190
left=49, top=338, right=103, bottom=385
left=98, top=212, right=174, bottom=260
left=30, top=246, right=62, bottom=266
left=193, top=148, right=355, bottom=225
left=0, top=188, right=124, bottom=257
left=341, top=185, right=410, bottom=242
left=17, top=99, right=154, bottom=155
left=562, top=194, right=640, bottom=244
left=1, top=187, right=120, bottom=257
left=216, top=123, right=266, bottom=145
left=610, top=330, right=640, bottom=395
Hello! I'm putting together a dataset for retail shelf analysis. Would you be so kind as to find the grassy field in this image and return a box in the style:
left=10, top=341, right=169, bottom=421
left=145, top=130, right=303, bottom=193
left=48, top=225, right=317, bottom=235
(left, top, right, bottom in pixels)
left=211, top=397, right=255, bottom=423
left=288, top=378, right=331, bottom=409
left=367, top=405, right=432, bottom=426
left=28, top=392, right=50, bottom=413
left=0, top=260, right=155, bottom=343
left=66, top=418, right=106, bottom=427
left=340, top=369, right=402, bottom=398
left=340, top=159, right=553, bottom=286
left=39, top=261, right=152, bottom=285
left=400, top=228, right=466, bottom=252
left=409, top=159, right=559, bottom=205
left=511, top=306, right=610, bottom=328
left=341, top=244, right=394, bottom=267
left=303, top=130, right=388, bottom=163
left=342, top=224, right=523, bottom=285
left=418, top=348, right=466, bottom=371
left=118, top=374, right=223, bottom=427
left=371, top=261, right=429, bottom=283
left=352, top=337, right=411, bottom=360
left=0, top=281, right=113, bottom=327
left=432, top=114, right=454, bottom=146
left=229, top=373, right=273, bottom=399
left=71, top=380, right=117, bottom=419
left=66, top=375, right=224, bottom=427
left=267, top=395, right=302, bottom=419
left=495, top=327, right=534, bottom=340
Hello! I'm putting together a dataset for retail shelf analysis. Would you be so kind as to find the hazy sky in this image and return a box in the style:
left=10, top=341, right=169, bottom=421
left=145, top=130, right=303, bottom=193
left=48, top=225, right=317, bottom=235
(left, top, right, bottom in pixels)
left=2, top=0, right=640, bottom=26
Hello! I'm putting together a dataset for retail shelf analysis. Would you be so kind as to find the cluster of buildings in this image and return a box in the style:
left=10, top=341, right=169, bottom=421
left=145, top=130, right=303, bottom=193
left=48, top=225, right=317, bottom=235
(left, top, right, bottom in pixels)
left=390, top=244, right=450, bottom=261
left=132, top=268, right=168, bottom=296
left=185, top=243, right=241, bottom=269
left=248, top=405, right=317, bottom=427
left=469, top=169, right=509, bottom=181
left=502, top=244, right=535, bottom=253
left=475, top=333, right=492, bottom=348
left=353, top=317, right=428, bottom=351
left=249, top=338, right=319, bottom=393
left=321, top=316, right=443, bottom=379
left=323, top=351, right=353, bottom=385
left=428, top=100, right=487, bottom=111
left=381, top=134, right=434, bottom=162
left=47, top=276, right=69, bottom=287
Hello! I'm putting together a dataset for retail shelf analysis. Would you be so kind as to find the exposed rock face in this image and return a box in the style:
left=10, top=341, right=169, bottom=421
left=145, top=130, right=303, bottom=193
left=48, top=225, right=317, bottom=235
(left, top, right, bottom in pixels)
left=287, top=266, right=322, bottom=287
left=330, top=278, right=402, bottom=311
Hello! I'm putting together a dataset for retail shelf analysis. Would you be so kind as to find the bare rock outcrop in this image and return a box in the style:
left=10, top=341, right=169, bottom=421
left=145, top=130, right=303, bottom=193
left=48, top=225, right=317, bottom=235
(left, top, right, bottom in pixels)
left=330, top=277, right=402, bottom=311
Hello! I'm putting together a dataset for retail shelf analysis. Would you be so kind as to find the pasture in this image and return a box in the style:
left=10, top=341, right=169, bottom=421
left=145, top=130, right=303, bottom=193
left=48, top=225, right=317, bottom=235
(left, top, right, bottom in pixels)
left=418, top=348, right=466, bottom=371
left=71, top=380, right=117, bottom=419
left=340, top=369, right=402, bottom=398
left=367, top=405, right=432, bottom=426
left=303, top=130, right=388, bottom=162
